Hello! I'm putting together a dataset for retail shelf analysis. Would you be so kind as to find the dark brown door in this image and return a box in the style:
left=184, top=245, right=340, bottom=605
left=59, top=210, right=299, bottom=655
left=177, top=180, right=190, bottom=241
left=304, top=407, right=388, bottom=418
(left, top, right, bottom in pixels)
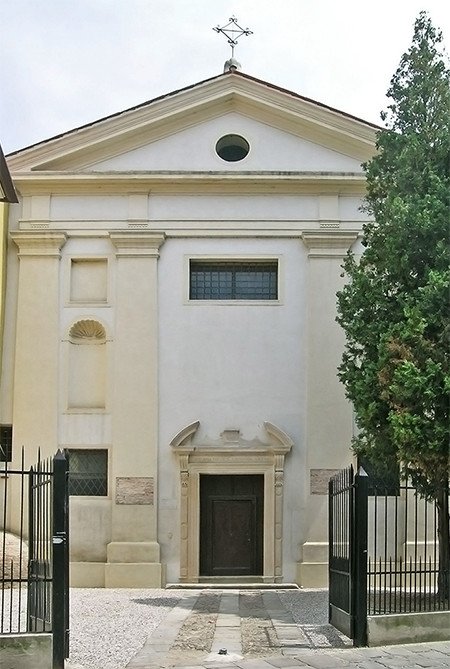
left=200, top=474, right=264, bottom=576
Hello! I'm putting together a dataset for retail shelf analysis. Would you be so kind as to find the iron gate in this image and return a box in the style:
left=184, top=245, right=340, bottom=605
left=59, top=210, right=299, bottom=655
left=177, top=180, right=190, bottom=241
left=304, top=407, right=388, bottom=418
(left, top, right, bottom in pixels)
left=329, top=466, right=449, bottom=646
left=1, top=448, right=69, bottom=668
left=328, top=465, right=368, bottom=646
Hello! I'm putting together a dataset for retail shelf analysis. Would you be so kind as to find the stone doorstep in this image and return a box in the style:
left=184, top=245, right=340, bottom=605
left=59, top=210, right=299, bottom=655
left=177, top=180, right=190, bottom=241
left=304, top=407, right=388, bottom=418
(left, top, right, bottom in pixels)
left=166, top=583, right=300, bottom=590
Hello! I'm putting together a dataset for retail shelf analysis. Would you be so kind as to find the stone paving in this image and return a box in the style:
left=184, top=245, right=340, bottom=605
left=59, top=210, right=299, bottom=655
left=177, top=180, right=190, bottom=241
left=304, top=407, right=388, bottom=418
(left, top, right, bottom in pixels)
left=125, top=590, right=450, bottom=669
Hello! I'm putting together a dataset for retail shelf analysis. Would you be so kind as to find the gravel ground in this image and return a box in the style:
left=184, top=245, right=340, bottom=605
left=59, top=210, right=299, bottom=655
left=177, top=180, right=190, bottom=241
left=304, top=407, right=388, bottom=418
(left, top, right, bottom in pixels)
left=64, top=588, right=346, bottom=669
left=67, top=588, right=186, bottom=669
left=279, top=589, right=351, bottom=648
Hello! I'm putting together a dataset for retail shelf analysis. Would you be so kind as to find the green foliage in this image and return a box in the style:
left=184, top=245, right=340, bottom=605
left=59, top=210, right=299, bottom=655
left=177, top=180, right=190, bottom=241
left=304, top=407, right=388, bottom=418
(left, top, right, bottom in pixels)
left=336, top=12, right=450, bottom=496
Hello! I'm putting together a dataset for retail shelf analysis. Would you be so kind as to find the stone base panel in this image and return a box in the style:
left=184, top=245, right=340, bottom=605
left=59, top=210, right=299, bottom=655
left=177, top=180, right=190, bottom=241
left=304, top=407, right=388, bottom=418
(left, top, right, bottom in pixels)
left=0, top=634, right=52, bottom=669
left=295, top=541, right=329, bottom=588
left=70, top=560, right=163, bottom=588
left=367, top=611, right=450, bottom=646
left=70, top=540, right=163, bottom=588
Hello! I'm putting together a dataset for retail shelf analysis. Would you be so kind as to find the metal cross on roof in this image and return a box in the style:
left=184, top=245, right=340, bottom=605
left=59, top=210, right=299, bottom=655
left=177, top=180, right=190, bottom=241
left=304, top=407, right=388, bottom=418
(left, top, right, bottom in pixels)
left=213, top=16, right=253, bottom=58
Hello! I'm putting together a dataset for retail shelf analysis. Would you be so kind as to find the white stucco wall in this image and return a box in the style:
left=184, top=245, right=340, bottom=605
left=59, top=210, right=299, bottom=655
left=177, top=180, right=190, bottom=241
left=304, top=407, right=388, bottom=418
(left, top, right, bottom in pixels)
left=90, top=113, right=363, bottom=172
left=157, top=236, right=308, bottom=582
left=2, top=70, right=376, bottom=586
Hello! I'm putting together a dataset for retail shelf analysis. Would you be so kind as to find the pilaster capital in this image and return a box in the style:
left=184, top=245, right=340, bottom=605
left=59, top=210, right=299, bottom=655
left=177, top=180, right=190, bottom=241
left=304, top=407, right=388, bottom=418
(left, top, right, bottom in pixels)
left=110, top=232, right=165, bottom=258
left=301, top=231, right=358, bottom=258
left=10, top=231, right=67, bottom=257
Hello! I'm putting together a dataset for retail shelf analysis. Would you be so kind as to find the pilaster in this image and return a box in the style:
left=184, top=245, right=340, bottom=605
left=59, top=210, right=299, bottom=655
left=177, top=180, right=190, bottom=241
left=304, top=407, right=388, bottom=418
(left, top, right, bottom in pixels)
left=297, top=231, right=357, bottom=587
left=11, top=231, right=67, bottom=457
left=106, top=232, right=165, bottom=587
left=301, top=232, right=357, bottom=464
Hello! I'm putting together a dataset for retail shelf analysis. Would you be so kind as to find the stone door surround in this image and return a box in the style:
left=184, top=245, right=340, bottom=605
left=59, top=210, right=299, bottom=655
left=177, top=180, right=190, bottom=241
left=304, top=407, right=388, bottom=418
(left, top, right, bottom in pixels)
left=170, top=421, right=293, bottom=583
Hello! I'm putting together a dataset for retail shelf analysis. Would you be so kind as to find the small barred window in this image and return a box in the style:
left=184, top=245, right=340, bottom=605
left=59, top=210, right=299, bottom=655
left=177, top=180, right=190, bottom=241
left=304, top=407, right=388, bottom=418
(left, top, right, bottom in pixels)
left=68, top=449, right=108, bottom=496
left=190, top=260, right=278, bottom=301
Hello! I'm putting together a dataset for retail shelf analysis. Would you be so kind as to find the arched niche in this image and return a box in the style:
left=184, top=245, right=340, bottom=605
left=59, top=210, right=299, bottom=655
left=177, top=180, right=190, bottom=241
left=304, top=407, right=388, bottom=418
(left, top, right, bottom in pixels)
left=67, top=319, right=107, bottom=409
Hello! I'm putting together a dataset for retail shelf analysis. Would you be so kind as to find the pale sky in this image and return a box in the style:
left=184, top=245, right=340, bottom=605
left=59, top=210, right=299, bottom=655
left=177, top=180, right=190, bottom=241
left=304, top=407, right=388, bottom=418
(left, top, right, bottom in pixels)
left=1, top=0, right=449, bottom=154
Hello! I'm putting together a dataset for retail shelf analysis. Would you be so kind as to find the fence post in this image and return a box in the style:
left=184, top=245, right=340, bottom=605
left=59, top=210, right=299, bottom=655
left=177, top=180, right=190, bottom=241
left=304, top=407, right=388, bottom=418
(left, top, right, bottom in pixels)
left=27, top=464, right=35, bottom=632
left=353, top=466, right=368, bottom=646
left=328, top=476, right=333, bottom=624
left=52, top=450, right=69, bottom=669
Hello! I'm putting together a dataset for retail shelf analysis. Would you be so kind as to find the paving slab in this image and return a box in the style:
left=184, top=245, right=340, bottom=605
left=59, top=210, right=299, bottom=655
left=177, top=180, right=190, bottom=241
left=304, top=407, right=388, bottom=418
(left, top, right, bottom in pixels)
left=126, top=589, right=450, bottom=669
left=294, top=655, right=350, bottom=668
left=236, top=660, right=286, bottom=668
left=350, top=659, right=386, bottom=669
left=264, top=659, right=307, bottom=668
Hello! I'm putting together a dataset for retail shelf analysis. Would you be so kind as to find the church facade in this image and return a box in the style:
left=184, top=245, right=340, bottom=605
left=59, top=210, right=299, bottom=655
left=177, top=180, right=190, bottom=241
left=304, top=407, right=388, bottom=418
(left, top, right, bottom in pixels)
left=2, top=69, right=377, bottom=587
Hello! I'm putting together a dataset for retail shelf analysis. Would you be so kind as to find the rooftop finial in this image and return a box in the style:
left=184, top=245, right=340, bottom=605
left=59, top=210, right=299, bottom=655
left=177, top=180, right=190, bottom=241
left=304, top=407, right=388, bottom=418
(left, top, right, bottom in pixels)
left=213, top=16, right=253, bottom=72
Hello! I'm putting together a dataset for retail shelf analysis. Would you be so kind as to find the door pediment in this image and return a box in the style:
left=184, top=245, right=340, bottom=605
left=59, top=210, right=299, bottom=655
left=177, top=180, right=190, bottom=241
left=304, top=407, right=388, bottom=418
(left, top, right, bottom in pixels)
left=171, top=422, right=292, bottom=583
left=170, top=421, right=293, bottom=458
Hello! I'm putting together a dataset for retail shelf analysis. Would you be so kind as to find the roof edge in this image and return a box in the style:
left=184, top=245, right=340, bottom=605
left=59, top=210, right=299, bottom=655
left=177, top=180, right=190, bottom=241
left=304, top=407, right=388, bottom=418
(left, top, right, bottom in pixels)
left=7, top=70, right=381, bottom=159
left=0, top=144, right=18, bottom=203
left=232, top=71, right=382, bottom=130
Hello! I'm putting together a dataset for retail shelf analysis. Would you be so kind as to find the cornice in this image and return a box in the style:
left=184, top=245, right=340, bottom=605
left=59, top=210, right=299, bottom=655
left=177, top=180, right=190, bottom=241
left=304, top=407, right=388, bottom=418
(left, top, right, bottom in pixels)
left=301, top=231, right=358, bottom=258
left=6, top=76, right=376, bottom=172
left=7, top=80, right=234, bottom=170
left=10, top=231, right=67, bottom=257
left=110, top=231, right=165, bottom=257
left=11, top=171, right=367, bottom=197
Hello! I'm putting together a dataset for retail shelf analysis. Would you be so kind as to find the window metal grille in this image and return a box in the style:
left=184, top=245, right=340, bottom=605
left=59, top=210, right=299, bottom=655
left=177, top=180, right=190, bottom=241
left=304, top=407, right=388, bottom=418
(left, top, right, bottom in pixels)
left=190, top=260, right=278, bottom=300
left=0, top=425, right=12, bottom=462
left=67, top=449, right=107, bottom=496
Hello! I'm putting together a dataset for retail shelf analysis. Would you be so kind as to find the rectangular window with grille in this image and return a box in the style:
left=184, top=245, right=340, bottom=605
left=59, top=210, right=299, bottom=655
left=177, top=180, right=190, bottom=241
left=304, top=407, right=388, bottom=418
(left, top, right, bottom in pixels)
left=189, top=260, right=278, bottom=300
left=0, top=425, right=12, bottom=462
left=68, top=449, right=108, bottom=496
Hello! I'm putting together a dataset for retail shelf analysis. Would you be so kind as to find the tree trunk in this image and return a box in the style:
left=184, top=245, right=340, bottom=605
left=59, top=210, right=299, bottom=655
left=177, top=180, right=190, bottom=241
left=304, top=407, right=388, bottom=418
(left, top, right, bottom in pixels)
left=436, top=487, right=449, bottom=603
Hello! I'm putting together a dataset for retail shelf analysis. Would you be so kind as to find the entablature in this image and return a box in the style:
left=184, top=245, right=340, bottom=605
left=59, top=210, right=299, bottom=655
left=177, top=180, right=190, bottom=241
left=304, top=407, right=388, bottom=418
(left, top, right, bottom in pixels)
left=11, top=170, right=367, bottom=197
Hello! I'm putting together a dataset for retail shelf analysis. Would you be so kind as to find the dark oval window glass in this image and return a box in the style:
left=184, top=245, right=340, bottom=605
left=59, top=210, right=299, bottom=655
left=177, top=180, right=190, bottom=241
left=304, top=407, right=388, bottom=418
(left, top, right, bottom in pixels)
left=215, top=134, right=250, bottom=162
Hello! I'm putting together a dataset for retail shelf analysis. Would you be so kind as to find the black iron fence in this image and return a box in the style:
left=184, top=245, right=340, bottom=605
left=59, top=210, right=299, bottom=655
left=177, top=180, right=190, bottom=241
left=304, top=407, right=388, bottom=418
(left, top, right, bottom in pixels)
left=328, top=465, right=368, bottom=646
left=329, top=465, right=449, bottom=646
left=0, top=448, right=69, bottom=668
left=367, top=479, right=449, bottom=615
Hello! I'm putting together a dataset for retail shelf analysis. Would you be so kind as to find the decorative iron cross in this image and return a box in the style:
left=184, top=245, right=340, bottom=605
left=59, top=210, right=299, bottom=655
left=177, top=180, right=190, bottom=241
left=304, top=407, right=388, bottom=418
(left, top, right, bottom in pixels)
left=213, top=16, right=253, bottom=58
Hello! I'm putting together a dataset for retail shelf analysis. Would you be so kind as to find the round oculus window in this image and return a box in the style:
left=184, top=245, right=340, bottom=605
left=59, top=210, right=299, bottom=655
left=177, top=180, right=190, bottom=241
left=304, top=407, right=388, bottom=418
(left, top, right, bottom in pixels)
left=215, top=134, right=250, bottom=162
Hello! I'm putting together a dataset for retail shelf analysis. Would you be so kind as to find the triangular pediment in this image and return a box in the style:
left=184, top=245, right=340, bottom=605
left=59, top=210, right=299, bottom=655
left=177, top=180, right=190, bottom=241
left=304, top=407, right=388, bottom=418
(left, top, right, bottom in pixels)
left=7, top=71, right=378, bottom=174
left=86, top=113, right=363, bottom=173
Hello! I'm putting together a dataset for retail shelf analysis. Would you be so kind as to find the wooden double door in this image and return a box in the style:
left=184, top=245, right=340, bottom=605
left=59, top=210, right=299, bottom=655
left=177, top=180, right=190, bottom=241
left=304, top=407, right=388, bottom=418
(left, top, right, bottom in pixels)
left=200, top=474, right=264, bottom=577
